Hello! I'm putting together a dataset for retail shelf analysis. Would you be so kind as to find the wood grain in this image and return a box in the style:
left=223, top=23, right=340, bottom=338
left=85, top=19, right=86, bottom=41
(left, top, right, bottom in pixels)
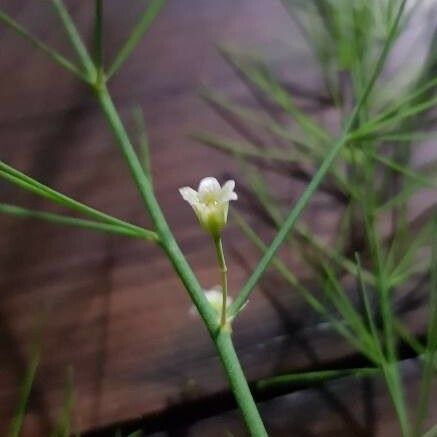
left=0, top=1, right=434, bottom=436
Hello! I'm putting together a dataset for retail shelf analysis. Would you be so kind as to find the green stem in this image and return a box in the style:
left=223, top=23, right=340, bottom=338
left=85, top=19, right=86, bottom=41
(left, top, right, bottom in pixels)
left=132, top=106, right=152, bottom=181
left=94, top=0, right=104, bottom=81
left=215, top=331, right=268, bottom=437
left=94, top=82, right=266, bottom=434
left=0, top=203, right=157, bottom=241
left=106, top=0, right=166, bottom=79
left=233, top=211, right=379, bottom=363
left=8, top=332, right=41, bottom=437
left=0, top=162, right=151, bottom=238
left=51, top=0, right=96, bottom=81
left=0, top=9, right=86, bottom=81
left=94, top=83, right=217, bottom=326
left=413, top=218, right=437, bottom=436
left=214, top=237, right=228, bottom=327
left=258, top=367, right=380, bottom=391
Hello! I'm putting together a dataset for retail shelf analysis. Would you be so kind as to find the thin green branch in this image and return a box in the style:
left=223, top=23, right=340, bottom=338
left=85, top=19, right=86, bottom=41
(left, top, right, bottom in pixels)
left=231, top=0, right=408, bottom=315
left=214, top=237, right=228, bottom=327
left=192, top=131, right=304, bottom=164
left=219, top=45, right=330, bottom=143
left=257, top=366, right=379, bottom=391
left=51, top=0, right=96, bottom=80
left=0, top=9, right=86, bottom=81
left=194, top=128, right=432, bottom=195
left=0, top=161, right=155, bottom=241
left=215, top=331, right=268, bottom=436
left=355, top=253, right=384, bottom=359
left=373, top=76, right=437, bottom=123
left=236, top=159, right=367, bottom=284
left=356, top=251, right=419, bottom=431
left=320, top=262, right=380, bottom=358
left=107, top=0, right=166, bottom=79
left=389, top=219, right=433, bottom=282
left=199, top=87, right=312, bottom=151
left=94, top=0, right=104, bottom=79
left=8, top=334, right=41, bottom=437
left=0, top=203, right=157, bottom=241
left=232, top=211, right=379, bottom=363
left=50, top=367, right=74, bottom=437
left=413, top=218, right=437, bottom=436
left=296, top=224, right=375, bottom=285
left=362, top=196, right=411, bottom=436
left=368, top=151, right=434, bottom=188
left=394, top=320, right=426, bottom=358
left=132, top=106, right=152, bottom=181
left=350, top=96, right=437, bottom=141
left=376, top=132, right=437, bottom=143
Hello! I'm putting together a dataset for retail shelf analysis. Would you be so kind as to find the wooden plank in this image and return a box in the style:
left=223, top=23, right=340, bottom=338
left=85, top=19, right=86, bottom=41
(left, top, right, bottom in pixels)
left=0, top=0, right=433, bottom=436
left=135, top=359, right=436, bottom=437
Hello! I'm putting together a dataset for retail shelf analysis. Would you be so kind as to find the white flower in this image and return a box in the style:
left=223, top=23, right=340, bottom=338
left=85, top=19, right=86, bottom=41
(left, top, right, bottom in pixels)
left=189, top=286, right=233, bottom=320
left=205, top=287, right=233, bottom=314
left=179, top=177, right=237, bottom=238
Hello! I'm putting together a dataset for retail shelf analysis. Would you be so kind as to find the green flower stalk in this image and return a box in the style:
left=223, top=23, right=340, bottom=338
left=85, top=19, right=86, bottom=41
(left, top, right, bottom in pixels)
left=214, top=236, right=229, bottom=327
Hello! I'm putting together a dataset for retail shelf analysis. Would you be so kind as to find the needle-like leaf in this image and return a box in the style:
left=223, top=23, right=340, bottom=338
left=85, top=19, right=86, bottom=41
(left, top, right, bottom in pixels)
left=107, top=0, right=166, bottom=79
left=0, top=9, right=86, bottom=81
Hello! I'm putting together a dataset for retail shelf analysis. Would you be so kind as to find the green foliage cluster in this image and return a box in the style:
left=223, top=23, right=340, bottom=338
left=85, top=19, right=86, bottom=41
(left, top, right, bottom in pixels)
left=195, top=1, right=437, bottom=435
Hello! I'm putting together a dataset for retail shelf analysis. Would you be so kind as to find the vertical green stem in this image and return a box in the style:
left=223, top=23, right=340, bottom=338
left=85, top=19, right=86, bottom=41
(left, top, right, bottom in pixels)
left=214, top=237, right=228, bottom=327
left=94, top=83, right=217, bottom=330
left=94, top=83, right=267, bottom=434
left=51, top=0, right=96, bottom=80
left=94, top=0, right=103, bottom=81
left=8, top=334, right=41, bottom=437
left=215, top=331, right=268, bottom=437
left=106, top=0, right=166, bottom=79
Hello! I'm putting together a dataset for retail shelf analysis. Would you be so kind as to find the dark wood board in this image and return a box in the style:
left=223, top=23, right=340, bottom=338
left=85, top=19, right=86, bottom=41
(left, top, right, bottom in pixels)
left=0, top=1, right=434, bottom=435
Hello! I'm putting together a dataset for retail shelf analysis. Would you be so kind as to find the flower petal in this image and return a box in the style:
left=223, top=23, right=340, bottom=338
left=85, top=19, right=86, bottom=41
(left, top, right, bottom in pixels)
left=205, top=289, right=222, bottom=304
left=198, top=177, right=221, bottom=195
left=179, top=187, right=198, bottom=205
left=220, top=180, right=237, bottom=201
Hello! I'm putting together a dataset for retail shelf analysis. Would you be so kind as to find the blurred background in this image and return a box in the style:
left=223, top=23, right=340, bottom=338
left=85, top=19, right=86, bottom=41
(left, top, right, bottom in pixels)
left=0, top=0, right=435, bottom=436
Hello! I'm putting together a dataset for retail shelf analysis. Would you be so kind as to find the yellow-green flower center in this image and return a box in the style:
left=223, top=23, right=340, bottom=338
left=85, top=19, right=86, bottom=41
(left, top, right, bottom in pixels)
left=201, top=192, right=219, bottom=206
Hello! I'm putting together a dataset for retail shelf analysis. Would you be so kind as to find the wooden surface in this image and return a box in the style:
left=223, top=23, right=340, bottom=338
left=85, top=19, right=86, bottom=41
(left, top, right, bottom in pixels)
left=139, top=359, right=436, bottom=437
left=0, top=1, right=434, bottom=436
